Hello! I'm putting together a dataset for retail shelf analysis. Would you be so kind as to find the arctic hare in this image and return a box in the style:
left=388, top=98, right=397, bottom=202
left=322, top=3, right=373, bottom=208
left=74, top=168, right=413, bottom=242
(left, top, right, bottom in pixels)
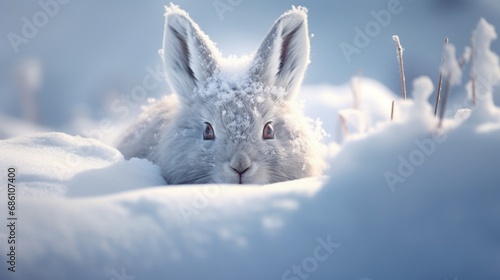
left=118, top=4, right=326, bottom=184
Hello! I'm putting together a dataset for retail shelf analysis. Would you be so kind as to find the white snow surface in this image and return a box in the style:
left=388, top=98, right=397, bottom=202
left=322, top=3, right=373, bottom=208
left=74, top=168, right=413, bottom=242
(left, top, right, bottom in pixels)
left=1, top=79, right=500, bottom=279
left=2, top=15, right=500, bottom=280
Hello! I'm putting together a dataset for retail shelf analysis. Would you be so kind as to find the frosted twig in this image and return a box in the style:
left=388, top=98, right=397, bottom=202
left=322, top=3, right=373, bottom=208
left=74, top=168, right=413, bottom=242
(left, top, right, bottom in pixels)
left=434, top=37, right=449, bottom=117
left=438, top=75, right=451, bottom=128
left=393, top=35, right=407, bottom=100
left=339, top=114, right=350, bottom=138
left=438, top=41, right=462, bottom=128
left=390, top=100, right=395, bottom=121
left=350, top=75, right=361, bottom=110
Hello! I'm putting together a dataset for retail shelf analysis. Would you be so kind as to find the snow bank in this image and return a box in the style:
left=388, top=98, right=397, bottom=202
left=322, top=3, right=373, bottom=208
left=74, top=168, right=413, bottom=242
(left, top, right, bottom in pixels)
left=0, top=133, right=164, bottom=197
left=1, top=17, right=500, bottom=280
left=1, top=80, right=500, bottom=279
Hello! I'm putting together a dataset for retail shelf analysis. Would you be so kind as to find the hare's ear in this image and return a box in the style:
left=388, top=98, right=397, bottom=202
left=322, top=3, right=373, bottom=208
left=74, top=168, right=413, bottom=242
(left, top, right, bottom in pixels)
left=161, top=4, right=218, bottom=102
left=251, top=7, right=310, bottom=99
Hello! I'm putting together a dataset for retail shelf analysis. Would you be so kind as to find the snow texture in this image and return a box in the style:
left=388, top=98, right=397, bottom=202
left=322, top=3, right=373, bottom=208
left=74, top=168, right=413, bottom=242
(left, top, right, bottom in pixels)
left=1, top=79, right=500, bottom=279
left=468, top=18, right=500, bottom=113
left=1, top=12, right=500, bottom=280
left=118, top=5, right=326, bottom=185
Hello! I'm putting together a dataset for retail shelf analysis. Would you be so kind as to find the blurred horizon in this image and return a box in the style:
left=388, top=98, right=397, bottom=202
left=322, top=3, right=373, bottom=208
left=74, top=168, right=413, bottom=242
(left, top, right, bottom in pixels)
left=1, top=0, right=500, bottom=137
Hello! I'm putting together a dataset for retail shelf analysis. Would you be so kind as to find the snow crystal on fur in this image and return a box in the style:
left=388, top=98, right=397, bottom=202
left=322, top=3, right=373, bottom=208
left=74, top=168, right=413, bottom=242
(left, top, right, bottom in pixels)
left=117, top=4, right=326, bottom=184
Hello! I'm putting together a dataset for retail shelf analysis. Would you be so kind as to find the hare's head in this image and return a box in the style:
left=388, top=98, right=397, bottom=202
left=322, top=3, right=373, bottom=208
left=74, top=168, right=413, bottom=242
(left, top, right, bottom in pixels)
left=157, top=5, right=325, bottom=184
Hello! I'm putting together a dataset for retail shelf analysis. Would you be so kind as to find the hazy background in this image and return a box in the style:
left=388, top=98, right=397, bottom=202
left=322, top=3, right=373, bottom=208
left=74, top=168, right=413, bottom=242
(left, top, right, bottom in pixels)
left=1, top=0, right=499, bottom=137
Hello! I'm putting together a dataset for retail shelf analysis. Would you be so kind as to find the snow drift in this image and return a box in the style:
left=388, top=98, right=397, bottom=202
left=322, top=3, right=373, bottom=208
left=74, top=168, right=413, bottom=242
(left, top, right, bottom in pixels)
left=1, top=16, right=500, bottom=280
left=1, top=82, right=500, bottom=279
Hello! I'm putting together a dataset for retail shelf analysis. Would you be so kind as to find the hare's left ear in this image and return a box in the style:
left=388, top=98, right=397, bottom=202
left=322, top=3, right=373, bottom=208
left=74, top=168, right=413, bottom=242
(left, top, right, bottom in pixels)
left=251, top=7, right=310, bottom=99
left=161, top=4, right=219, bottom=102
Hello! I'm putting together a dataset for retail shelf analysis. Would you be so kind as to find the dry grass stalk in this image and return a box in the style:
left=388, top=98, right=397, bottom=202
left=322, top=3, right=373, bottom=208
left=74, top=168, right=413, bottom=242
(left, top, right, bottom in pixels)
left=339, top=114, right=350, bottom=138
left=434, top=37, right=449, bottom=117
left=390, top=100, right=395, bottom=121
left=350, top=75, right=361, bottom=110
left=438, top=74, right=451, bottom=128
left=392, top=35, right=407, bottom=100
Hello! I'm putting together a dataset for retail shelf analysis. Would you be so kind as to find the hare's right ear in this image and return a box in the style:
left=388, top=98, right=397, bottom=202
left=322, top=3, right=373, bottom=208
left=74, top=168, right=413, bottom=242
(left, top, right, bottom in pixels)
left=161, top=4, right=219, bottom=102
left=251, top=7, right=310, bottom=99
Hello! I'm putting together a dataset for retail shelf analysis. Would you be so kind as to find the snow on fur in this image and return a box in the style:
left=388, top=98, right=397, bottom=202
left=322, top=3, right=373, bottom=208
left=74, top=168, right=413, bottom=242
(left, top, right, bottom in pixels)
left=118, top=5, right=326, bottom=185
left=1, top=8, right=500, bottom=280
left=1, top=75, right=500, bottom=279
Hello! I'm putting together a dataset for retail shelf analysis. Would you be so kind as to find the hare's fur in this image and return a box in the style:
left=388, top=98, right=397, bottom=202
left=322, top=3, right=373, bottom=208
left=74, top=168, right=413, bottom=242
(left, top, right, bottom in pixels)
left=118, top=4, right=326, bottom=184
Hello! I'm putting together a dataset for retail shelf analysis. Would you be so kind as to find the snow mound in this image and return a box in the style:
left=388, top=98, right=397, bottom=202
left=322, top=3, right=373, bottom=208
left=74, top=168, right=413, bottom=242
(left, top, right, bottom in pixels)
left=1, top=77, right=500, bottom=279
left=0, top=132, right=164, bottom=197
left=1, top=16, right=500, bottom=280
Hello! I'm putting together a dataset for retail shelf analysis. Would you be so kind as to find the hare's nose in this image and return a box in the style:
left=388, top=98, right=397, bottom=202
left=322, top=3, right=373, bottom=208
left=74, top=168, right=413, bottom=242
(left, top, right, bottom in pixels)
left=229, top=153, right=251, bottom=175
left=231, top=167, right=250, bottom=175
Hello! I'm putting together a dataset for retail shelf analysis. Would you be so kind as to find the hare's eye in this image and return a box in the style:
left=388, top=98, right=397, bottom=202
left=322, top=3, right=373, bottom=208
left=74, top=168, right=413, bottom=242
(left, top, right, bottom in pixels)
left=263, top=122, right=275, bottom=140
left=203, top=122, right=215, bottom=140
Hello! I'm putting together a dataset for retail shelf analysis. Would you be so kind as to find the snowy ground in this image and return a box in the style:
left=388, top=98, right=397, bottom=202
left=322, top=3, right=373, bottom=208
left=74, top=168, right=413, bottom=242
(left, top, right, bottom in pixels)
left=1, top=6, right=500, bottom=280
left=2, top=1, right=500, bottom=130
left=1, top=76, right=500, bottom=279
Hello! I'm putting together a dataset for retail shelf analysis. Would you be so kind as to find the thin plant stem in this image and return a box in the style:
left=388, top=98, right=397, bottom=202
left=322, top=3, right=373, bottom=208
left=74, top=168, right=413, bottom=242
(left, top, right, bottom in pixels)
left=339, top=114, right=350, bottom=138
left=438, top=75, right=451, bottom=128
left=350, top=75, right=361, bottom=110
left=390, top=100, right=395, bottom=121
left=393, top=35, right=407, bottom=100
left=434, top=37, right=449, bottom=117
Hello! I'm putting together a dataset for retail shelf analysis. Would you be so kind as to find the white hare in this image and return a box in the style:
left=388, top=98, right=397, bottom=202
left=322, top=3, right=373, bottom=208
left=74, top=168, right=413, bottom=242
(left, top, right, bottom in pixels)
left=117, top=4, right=326, bottom=184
